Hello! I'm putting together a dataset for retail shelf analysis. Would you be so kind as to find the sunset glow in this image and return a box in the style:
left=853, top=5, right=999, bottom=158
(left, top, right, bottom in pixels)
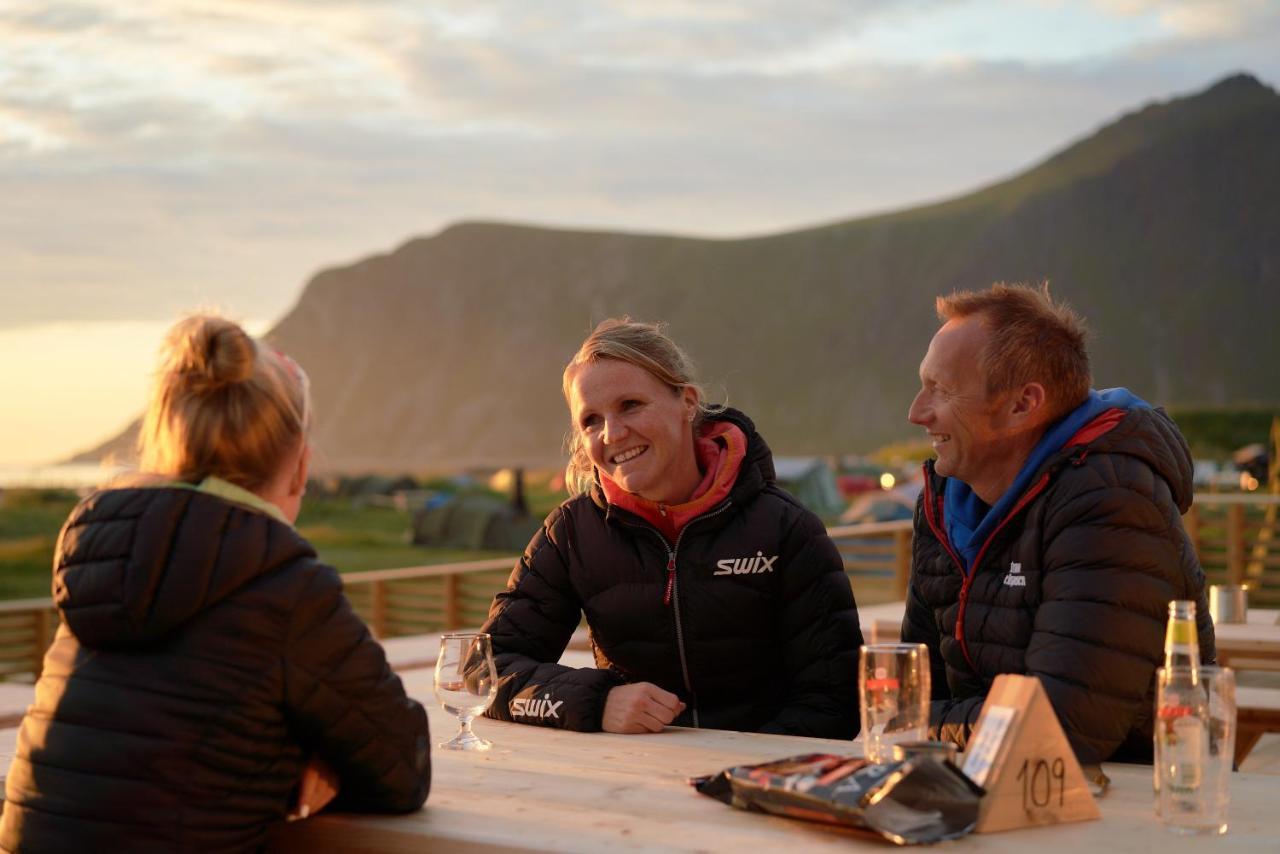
left=3, top=0, right=1278, bottom=466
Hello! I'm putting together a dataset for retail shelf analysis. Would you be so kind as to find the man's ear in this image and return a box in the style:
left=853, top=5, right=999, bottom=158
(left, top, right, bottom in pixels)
left=289, top=443, right=311, bottom=497
left=1010, top=382, right=1047, bottom=422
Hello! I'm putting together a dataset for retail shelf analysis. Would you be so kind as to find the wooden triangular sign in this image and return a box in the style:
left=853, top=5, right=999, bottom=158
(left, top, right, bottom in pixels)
left=961, top=674, right=1101, bottom=833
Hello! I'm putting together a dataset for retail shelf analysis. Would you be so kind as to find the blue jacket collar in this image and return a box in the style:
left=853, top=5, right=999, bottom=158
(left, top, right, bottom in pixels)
left=944, top=388, right=1148, bottom=571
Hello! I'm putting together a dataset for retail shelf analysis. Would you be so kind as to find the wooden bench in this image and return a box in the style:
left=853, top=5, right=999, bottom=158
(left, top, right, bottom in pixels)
left=379, top=626, right=594, bottom=672
left=0, top=683, right=33, bottom=729
left=1237, top=684, right=1280, bottom=766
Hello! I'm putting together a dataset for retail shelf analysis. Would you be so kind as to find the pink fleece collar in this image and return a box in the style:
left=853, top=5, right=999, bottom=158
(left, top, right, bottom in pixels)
left=600, top=421, right=748, bottom=543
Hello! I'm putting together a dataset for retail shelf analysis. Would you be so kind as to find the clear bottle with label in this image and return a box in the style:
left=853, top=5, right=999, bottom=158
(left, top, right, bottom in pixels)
left=1154, top=600, right=1207, bottom=818
left=1164, top=600, right=1201, bottom=670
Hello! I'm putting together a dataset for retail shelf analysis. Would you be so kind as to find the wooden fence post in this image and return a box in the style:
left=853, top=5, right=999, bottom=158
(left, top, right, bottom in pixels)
left=371, top=581, right=388, bottom=639
left=444, top=574, right=460, bottom=630
left=1226, top=504, right=1246, bottom=585
left=893, top=528, right=912, bottom=598
left=33, top=609, right=52, bottom=678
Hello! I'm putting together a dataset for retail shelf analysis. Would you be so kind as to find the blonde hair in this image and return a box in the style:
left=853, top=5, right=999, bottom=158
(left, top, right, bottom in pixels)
left=561, top=318, right=717, bottom=493
left=937, top=281, right=1091, bottom=422
left=138, top=314, right=309, bottom=491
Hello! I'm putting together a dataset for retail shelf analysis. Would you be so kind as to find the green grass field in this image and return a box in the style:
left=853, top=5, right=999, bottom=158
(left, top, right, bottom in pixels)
left=0, top=489, right=537, bottom=602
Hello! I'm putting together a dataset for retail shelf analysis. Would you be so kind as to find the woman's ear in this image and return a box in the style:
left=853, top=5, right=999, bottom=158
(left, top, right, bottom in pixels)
left=289, top=443, right=311, bottom=497
left=681, top=386, right=699, bottom=423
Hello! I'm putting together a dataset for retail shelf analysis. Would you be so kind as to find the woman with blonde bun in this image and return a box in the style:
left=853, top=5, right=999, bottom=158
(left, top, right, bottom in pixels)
left=1, top=315, right=430, bottom=853
left=483, top=318, right=863, bottom=738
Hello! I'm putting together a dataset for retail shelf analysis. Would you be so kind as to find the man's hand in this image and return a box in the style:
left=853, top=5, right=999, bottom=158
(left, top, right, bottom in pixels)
left=287, top=756, right=340, bottom=821
left=602, top=682, right=686, bottom=733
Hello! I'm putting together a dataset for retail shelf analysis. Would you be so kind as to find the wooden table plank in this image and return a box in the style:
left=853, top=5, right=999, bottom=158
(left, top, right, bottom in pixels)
left=267, top=687, right=1280, bottom=853
left=1204, top=609, right=1280, bottom=673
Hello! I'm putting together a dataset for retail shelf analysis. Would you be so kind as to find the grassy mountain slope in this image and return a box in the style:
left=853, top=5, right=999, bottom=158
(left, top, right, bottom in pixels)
left=79, top=74, right=1280, bottom=471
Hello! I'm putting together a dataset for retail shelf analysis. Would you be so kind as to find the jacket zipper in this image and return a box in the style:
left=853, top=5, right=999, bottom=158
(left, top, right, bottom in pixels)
left=619, top=500, right=734, bottom=730
left=921, top=465, right=1052, bottom=674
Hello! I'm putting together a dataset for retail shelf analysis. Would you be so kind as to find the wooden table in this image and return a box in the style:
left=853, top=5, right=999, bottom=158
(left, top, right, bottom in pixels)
left=1215, top=609, right=1280, bottom=672
left=265, top=674, right=1280, bottom=853
left=857, top=600, right=906, bottom=642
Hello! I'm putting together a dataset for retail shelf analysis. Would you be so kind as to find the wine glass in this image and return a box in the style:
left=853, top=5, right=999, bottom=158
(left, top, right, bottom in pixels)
left=434, top=632, right=498, bottom=751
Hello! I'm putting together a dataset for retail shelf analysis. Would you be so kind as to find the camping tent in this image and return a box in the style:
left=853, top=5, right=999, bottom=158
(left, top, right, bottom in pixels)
left=771, top=457, right=845, bottom=518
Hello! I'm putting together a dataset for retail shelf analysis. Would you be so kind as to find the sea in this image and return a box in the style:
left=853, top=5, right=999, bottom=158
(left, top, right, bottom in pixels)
left=0, top=463, right=130, bottom=490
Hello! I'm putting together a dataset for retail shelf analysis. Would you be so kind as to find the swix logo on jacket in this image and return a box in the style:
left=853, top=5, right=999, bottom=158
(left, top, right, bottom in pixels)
left=511, top=693, right=563, bottom=719
left=714, top=551, right=779, bottom=576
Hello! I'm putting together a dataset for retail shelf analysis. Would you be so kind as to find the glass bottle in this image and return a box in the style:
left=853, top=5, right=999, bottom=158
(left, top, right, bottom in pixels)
left=1164, top=600, right=1200, bottom=670
left=1154, top=600, right=1207, bottom=818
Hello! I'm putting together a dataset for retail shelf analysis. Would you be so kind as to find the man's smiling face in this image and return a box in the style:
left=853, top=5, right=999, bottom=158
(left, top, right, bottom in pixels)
left=907, top=315, right=1009, bottom=489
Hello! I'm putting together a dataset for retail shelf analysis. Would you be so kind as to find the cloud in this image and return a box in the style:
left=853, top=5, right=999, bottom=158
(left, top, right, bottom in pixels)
left=1091, top=0, right=1274, bottom=36
left=1, top=0, right=1278, bottom=330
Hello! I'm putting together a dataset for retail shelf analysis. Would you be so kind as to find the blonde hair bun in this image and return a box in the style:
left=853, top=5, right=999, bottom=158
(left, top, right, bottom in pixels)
left=161, top=315, right=257, bottom=393
left=139, top=314, right=309, bottom=490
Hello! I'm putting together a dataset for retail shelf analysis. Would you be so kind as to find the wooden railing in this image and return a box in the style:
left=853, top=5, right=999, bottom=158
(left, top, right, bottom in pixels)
left=338, top=521, right=915, bottom=639
left=1183, top=493, right=1280, bottom=606
left=3, top=494, right=1276, bottom=681
left=0, top=598, right=57, bottom=682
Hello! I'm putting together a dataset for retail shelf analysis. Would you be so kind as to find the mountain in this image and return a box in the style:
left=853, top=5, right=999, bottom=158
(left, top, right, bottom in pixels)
left=79, top=74, right=1280, bottom=472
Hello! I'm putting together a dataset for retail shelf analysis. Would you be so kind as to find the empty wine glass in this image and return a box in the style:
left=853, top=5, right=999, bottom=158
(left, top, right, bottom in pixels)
left=434, top=632, right=498, bottom=751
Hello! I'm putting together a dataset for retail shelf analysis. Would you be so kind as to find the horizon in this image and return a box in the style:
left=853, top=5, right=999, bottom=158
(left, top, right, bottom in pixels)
left=4, top=1, right=1279, bottom=466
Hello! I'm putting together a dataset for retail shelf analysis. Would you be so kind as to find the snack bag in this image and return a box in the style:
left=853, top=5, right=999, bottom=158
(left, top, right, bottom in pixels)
left=691, top=753, right=982, bottom=845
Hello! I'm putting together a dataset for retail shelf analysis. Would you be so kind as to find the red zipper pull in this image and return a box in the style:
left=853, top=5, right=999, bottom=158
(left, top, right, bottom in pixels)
left=663, top=557, right=676, bottom=606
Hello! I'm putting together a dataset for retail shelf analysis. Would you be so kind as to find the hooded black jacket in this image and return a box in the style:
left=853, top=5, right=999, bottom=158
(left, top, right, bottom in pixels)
left=481, top=408, right=863, bottom=738
left=903, top=406, right=1215, bottom=765
left=0, top=486, right=430, bottom=854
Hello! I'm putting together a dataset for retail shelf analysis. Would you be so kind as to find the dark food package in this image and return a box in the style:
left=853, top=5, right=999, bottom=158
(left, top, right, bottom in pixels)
left=691, top=753, right=983, bottom=845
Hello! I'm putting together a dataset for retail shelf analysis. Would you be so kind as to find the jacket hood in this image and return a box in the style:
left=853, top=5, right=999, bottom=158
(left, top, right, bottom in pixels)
left=588, top=406, right=777, bottom=511
left=53, top=487, right=316, bottom=648
left=711, top=407, right=776, bottom=500
left=1083, top=405, right=1196, bottom=512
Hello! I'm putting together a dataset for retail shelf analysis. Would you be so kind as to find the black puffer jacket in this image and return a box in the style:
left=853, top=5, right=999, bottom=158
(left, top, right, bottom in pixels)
left=482, top=408, right=863, bottom=738
left=903, top=406, right=1215, bottom=765
left=1, top=486, right=430, bottom=854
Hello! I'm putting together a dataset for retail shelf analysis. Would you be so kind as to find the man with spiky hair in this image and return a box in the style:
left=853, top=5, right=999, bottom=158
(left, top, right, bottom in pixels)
left=903, top=282, right=1214, bottom=764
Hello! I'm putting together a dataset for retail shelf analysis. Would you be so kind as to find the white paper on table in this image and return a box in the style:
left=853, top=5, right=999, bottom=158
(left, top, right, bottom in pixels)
left=961, top=704, right=1017, bottom=788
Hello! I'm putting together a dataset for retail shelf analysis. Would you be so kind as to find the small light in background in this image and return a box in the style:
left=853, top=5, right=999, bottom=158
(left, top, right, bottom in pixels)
left=880, top=473, right=896, bottom=490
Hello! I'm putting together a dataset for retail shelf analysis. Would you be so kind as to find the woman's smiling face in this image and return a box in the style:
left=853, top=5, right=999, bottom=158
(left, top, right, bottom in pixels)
left=567, top=358, right=699, bottom=504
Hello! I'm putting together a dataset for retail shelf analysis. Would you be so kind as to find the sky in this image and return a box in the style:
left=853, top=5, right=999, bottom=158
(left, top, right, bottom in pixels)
left=2, top=0, right=1278, bottom=467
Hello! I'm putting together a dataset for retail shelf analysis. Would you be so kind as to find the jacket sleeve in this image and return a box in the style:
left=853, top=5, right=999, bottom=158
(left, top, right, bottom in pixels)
left=282, top=564, right=431, bottom=814
left=481, top=507, right=624, bottom=732
left=1023, top=472, right=1194, bottom=764
left=758, top=509, right=863, bottom=739
left=926, top=696, right=986, bottom=748
left=902, top=504, right=952, bottom=703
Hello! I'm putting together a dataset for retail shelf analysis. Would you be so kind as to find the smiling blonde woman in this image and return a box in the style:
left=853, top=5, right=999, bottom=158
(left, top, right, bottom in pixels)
left=482, top=318, right=864, bottom=738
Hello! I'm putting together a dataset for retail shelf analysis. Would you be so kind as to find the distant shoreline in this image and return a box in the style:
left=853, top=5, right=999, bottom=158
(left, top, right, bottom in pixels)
left=0, top=464, right=128, bottom=490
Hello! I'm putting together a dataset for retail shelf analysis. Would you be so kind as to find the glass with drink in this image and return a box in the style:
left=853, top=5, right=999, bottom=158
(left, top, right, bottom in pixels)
left=859, top=642, right=931, bottom=763
left=1156, top=664, right=1234, bottom=834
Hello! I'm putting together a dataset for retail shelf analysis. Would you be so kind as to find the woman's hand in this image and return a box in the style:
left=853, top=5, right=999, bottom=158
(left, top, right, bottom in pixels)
left=602, top=683, right=686, bottom=733
left=287, top=756, right=340, bottom=821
